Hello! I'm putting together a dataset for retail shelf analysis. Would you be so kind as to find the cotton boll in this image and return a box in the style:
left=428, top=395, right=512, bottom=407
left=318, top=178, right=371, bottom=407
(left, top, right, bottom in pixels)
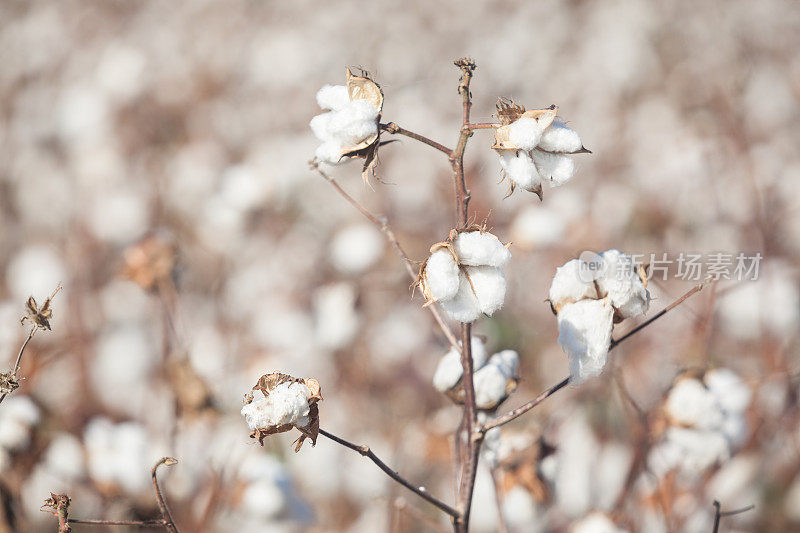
left=499, top=150, right=541, bottom=192
left=665, top=378, right=724, bottom=430
left=327, top=100, right=379, bottom=146
left=465, top=266, right=507, bottom=316
left=538, top=119, right=583, bottom=153
left=473, top=363, right=509, bottom=408
left=316, top=84, right=350, bottom=111
left=705, top=369, right=751, bottom=415
left=330, top=223, right=384, bottom=275
left=44, top=432, right=86, bottom=481
left=531, top=149, right=575, bottom=186
left=595, top=250, right=650, bottom=319
left=84, top=417, right=150, bottom=494
left=508, top=116, right=547, bottom=151
left=0, top=396, right=40, bottom=451
left=6, top=245, right=66, bottom=303
left=557, top=300, right=614, bottom=384
left=439, top=272, right=482, bottom=323
left=432, top=337, right=488, bottom=392
left=241, top=383, right=312, bottom=431
left=487, top=350, right=519, bottom=380
left=422, top=249, right=460, bottom=301
left=313, top=282, right=359, bottom=350
left=549, top=259, right=599, bottom=311
left=663, top=427, right=729, bottom=473
left=453, top=231, right=511, bottom=267
left=241, top=478, right=286, bottom=519
left=502, top=487, right=539, bottom=531
left=571, top=512, right=628, bottom=533
left=310, top=112, right=333, bottom=140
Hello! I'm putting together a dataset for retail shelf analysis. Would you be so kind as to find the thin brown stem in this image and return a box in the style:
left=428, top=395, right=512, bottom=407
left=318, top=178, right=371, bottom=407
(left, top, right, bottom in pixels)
left=312, top=160, right=461, bottom=352
left=0, top=326, right=38, bottom=405
left=152, top=457, right=180, bottom=533
left=381, top=123, right=453, bottom=155
left=465, top=123, right=499, bottom=130
left=319, top=428, right=460, bottom=518
left=481, top=280, right=710, bottom=433
left=67, top=519, right=167, bottom=527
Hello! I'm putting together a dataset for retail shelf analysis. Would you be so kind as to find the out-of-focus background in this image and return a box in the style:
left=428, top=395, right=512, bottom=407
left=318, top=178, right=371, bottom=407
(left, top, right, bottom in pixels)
left=1, top=1, right=799, bottom=531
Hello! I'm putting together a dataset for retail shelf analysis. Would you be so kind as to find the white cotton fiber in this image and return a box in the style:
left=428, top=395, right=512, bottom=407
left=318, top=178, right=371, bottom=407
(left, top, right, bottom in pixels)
left=439, top=272, right=482, bottom=323
left=531, top=149, right=576, bottom=186
left=499, top=150, right=541, bottom=192
left=705, top=368, right=751, bottom=414
left=488, top=350, right=519, bottom=380
left=571, top=512, right=628, bottom=533
left=316, top=84, right=350, bottom=111
left=241, top=382, right=312, bottom=431
left=473, top=363, right=509, bottom=409
left=465, top=265, right=507, bottom=316
left=557, top=299, right=614, bottom=385
left=432, top=337, right=488, bottom=392
left=314, top=141, right=343, bottom=164
left=549, top=259, right=599, bottom=310
left=423, top=250, right=461, bottom=302
left=665, top=378, right=724, bottom=430
left=453, top=231, right=511, bottom=267
left=595, top=250, right=650, bottom=319
left=508, top=116, right=546, bottom=151
left=537, top=119, right=583, bottom=153
left=309, top=112, right=333, bottom=140
left=327, top=100, right=379, bottom=146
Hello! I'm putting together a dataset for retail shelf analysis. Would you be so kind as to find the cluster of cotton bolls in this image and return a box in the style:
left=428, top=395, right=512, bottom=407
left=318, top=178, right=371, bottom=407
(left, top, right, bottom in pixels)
left=432, top=337, right=519, bottom=410
left=493, top=103, right=588, bottom=198
left=419, top=229, right=511, bottom=323
left=0, top=396, right=40, bottom=471
left=648, top=368, right=752, bottom=477
left=309, top=70, right=383, bottom=165
left=548, top=250, right=650, bottom=384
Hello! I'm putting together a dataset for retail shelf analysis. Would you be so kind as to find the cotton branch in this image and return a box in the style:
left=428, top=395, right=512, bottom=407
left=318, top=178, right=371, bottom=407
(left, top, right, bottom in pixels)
left=318, top=428, right=460, bottom=518
left=381, top=122, right=453, bottom=155
left=152, top=457, right=180, bottom=533
left=712, top=500, right=755, bottom=532
left=311, top=160, right=461, bottom=352
left=480, top=280, right=711, bottom=434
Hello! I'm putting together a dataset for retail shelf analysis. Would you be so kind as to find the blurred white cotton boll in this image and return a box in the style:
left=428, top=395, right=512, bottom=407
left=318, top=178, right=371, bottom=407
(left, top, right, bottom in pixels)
left=453, top=231, right=511, bottom=267
left=502, top=486, right=540, bottom=532
left=557, top=300, right=614, bottom=384
left=508, top=116, right=547, bottom=151
left=549, top=259, right=599, bottom=311
left=465, top=265, right=507, bottom=316
left=432, top=337, right=487, bottom=392
left=510, top=204, right=566, bottom=248
left=499, top=150, right=541, bottom=192
left=330, top=223, right=384, bottom=275
left=665, top=378, right=724, bottom=430
left=555, top=415, right=598, bottom=517
left=220, top=164, right=270, bottom=213
left=423, top=249, right=460, bottom=301
left=439, top=272, right=482, bottom=323
left=473, top=364, right=509, bottom=408
left=6, top=244, right=66, bottom=303
left=313, top=282, right=359, bottom=350
left=0, top=396, right=40, bottom=451
left=531, top=149, right=576, bottom=186
left=44, top=432, right=86, bottom=481
left=88, top=186, right=149, bottom=244
left=538, top=119, right=584, bottom=153
left=95, top=44, right=147, bottom=102
left=84, top=417, right=151, bottom=494
left=571, top=511, right=628, bottom=533
left=315, top=84, right=350, bottom=111
left=705, top=369, right=752, bottom=414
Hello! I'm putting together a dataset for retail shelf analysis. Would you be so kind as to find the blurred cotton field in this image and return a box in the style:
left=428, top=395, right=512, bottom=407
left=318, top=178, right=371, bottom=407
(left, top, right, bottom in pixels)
left=1, top=1, right=799, bottom=532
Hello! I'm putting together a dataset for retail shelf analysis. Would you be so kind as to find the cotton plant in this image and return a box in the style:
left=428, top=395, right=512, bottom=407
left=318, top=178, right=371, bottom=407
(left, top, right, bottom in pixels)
left=648, top=368, right=752, bottom=477
left=548, top=250, right=650, bottom=384
left=309, top=68, right=383, bottom=180
left=418, top=227, right=511, bottom=323
left=493, top=99, right=590, bottom=199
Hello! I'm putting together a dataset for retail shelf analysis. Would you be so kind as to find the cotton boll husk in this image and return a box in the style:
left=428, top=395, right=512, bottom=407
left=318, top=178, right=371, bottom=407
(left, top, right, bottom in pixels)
left=664, top=378, right=724, bottom=430
left=330, top=223, right=384, bottom=275
left=499, top=150, right=542, bottom=192
left=595, top=250, right=650, bottom=319
left=316, top=84, right=350, bottom=111
left=508, top=116, right=546, bottom=151
left=557, top=300, right=614, bottom=385
left=538, top=119, right=583, bottom=153
left=549, top=259, right=599, bottom=311
left=531, top=149, right=576, bottom=186
left=327, top=100, right=379, bottom=146
left=422, top=249, right=460, bottom=301
left=705, top=368, right=751, bottom=414
left=453, top=231, right=511, bottom=267
left=465, top=265, right=507, bottom=316
left=432, top=337, right=488, bottom=392
left=473, top=364, right=509, bottom=408
left=439, top=272, right=482, bottom=323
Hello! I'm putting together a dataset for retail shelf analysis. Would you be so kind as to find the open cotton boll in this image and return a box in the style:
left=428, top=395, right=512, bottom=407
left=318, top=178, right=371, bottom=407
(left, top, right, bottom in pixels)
left=664, top=427, right=730, bottom=472
left=487, top=350, right=519, bottom=380
left=454, top=231, right=511, bottom=267
left=499, top=150, right=542, bottom=192
left=465, top=265, right=507, bottom=316
left=439, top=272, right=482, bottom=323
left=531, top=149, right=576, bottom=186
left=664, top=378, right=724, bottom=430
left=423, top=249, right=460, bottom=302
left=557, top=300, right=614, bottom=385
left=595, top=250, right=650, bottom=319
left=508, top=116, right=547, bottom=151
left=473, top=363, right=510, bottom=409
left=538, top=119, right=583, bottom=153
left=316, top=84, right=350, bottom=111
left=327, top=100, right=379, bottom=146
left=549, top=259, right=599, bottom=311
left=432, top=337, right=488, bottom=392
left=241, top=382, right=312, bottom=431
left=705, top=369, right=752, bottom=414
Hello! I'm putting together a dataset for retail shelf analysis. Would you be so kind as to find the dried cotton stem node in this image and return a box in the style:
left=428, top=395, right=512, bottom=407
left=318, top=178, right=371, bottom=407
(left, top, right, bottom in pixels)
left=492, top=99, right=589, bottom=199
left=310, top=68, right=384, bottom=182
left=417, top=227, right=511, bottom=323
left=548, top=250, right=650, bottom=384
left=241, top=373, right=322, bottom=452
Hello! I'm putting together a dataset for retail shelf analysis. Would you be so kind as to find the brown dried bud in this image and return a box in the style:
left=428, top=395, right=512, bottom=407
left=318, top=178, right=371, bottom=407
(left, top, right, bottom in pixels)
left=122, top=234, right=177, bottom=292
